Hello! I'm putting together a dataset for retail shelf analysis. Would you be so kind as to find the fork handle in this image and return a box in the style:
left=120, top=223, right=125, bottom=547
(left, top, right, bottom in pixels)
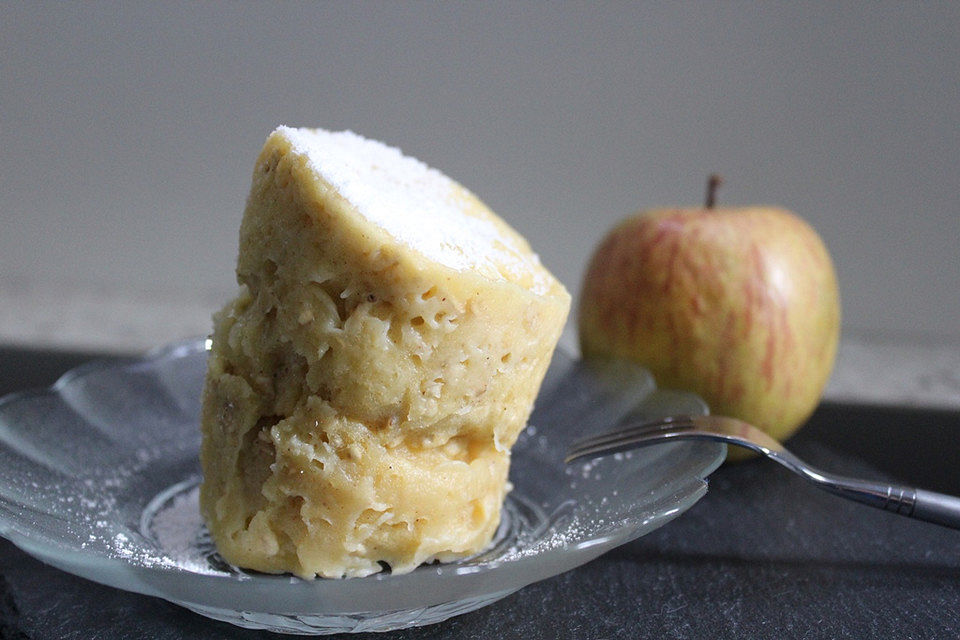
left=822, top=477, right=960, bottom=530
left=913, top=489, right=960, bottom=530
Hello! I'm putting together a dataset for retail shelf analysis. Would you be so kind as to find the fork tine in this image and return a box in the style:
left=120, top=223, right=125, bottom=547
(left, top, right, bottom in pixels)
left=565, top=424, right=702, bottom=463
left=568, top=415, right=699, bottom=451
left=565, top=415, right=703, bottom=463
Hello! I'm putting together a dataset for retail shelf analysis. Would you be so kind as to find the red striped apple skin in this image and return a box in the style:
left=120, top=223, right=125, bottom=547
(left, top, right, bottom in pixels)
left=578, top=206, right=840, bottom=446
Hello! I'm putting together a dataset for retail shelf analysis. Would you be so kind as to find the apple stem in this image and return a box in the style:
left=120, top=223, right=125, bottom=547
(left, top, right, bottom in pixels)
left=706, top=174, right=723, bottom=209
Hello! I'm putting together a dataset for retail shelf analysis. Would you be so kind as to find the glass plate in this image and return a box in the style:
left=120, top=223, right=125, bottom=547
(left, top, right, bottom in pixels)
left=0, top=338, right=724, bottom=634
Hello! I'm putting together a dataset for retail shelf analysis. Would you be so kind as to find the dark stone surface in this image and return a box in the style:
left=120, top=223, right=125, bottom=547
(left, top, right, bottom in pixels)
left=1, top=347, right=959, bottom=639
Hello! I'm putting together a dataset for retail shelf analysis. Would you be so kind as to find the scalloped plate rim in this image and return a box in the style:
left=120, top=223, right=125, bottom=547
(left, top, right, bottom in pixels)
left=0, top=338, right=725, bottom=623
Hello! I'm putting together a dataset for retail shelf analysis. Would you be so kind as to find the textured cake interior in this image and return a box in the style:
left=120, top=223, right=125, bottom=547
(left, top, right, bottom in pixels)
left=199, top=127, right=570, bottom=578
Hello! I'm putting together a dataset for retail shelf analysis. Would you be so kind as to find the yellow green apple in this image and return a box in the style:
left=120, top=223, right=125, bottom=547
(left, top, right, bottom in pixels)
left=578, top=178, right=840, bottom=447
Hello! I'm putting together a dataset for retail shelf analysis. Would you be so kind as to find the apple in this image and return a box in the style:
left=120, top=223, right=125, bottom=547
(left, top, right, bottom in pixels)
left=578, top=176, right=840, bottom=448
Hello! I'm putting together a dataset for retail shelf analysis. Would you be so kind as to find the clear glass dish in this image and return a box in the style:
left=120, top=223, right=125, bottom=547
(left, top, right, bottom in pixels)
left=0, top=338, right=724, bottom=634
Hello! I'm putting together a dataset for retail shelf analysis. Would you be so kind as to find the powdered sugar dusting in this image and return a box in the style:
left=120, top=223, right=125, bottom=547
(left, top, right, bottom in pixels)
left=148, top=484, right=217, bottom=574
left=277, top=127, right=552, bottom=294
left=74, top=472, right=222, bottom=574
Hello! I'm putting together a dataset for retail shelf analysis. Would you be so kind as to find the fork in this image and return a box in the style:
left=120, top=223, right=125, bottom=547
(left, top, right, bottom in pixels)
left=566, top=414, right=960, bottom=530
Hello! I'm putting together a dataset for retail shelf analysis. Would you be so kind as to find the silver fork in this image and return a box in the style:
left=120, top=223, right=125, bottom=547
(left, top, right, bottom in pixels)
left=566, top=414, right=960, bottom=530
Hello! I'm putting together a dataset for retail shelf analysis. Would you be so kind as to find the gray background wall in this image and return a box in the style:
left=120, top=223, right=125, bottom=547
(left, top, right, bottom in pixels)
left=2, top=2, right=958, bottom=351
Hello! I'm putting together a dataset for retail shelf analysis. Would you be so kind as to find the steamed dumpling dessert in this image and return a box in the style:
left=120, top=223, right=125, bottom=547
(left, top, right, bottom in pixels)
left=199, top=127, right=570, bottom=578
